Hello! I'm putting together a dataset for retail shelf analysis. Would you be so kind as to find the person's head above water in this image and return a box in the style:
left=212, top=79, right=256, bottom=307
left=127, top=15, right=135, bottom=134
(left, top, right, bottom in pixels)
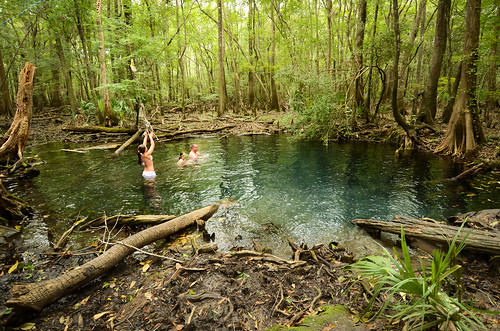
left=191, top=144, right=198, bottom=152
left=179, top=152, right=188, bottom=160
left=137, top=144, right=146, bottom=165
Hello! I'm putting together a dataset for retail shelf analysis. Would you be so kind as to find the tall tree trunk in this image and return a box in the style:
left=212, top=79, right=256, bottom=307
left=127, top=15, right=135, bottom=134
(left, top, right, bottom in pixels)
left=366, top=0, right=379, bottom=119
left=354, top=0, right=367, bottom=117
left=436, top=0, right=484, bottom=156
left=484, top=4, right=499, bottom=128
left=391, top=0, right=417, bottom=147
left=396, top=0, right=426, bottom=116
left=96, top=0, right=114, bottom=126
left=419, top=0, right=451, bottom=124
left=74, top=0, right=99, bottom=113
left=176, top=0, right=187, bottom=116
left=441, top=62, right=461, bottom=123
left=248, top=0, right=256, bottom=114
left=0, top=62, right=36, bottom=167
left=0, top=47, right=14, bottom=117
left=55, top=37, right=77, bottom=115
left=269, top=3, right=279, bottom=111
left=325, top=0, right=333, bottom=75
left=216, top=0, right=228, bottom=117
left=49, top=64, right=62, bottom=108
left=412, top=6, right=426, bottom=115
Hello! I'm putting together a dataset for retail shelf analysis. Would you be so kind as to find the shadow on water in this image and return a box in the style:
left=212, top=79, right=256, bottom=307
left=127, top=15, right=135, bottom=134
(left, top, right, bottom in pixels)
left=8, top=135, right=500, bottom=259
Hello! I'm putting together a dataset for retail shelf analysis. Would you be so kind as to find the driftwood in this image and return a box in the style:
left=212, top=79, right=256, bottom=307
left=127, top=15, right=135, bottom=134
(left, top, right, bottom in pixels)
left=0, top=62, right=36, bottom=169
left=62, top=126, right=137, bottom=134
left=86, top=214, right=177, bottom=227
left=157, top=125, right=236, bottom=139
left=452, top=163, right=483, bottom=180
left=114, top=130, right=142, bottom=156
left=352, top=216, right=500, bottom=255
left=6, top=204, right=219, bottom=313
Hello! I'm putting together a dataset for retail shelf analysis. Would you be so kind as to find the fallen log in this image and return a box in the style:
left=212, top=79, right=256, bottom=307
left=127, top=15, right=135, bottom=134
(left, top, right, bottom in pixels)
left=113, top=130, right=142, bottom=156
left=6, top=204, right=219, bottom=313
left=62, top=126, right=137, bottom=134
left=157, top=125, right=236, bottom=139
left=86, top=214, right=177, bottom=227
left=352, top=216, right=500, bottom=255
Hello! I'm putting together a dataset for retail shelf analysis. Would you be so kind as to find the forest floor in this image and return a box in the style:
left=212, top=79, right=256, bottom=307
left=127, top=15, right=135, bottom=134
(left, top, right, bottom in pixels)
left=0, top=106, right=499, bottom=330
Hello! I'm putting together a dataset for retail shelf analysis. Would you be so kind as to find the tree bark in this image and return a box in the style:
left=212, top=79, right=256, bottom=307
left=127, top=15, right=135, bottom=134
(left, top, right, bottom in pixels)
left=436, top=0, right=484, bottom=156
left=441, top=62, right=461, bottom=123
left=54, top=37, right=78, bottom=115
left=0, top=62, right=36, bottom=167
left=483, top=4, right=499, bottom=128
left=391, top=0, right=417, bottom=145
left=352, top=217, right=500, bottom=255
left=6, top=204, right=219, bottom=313
left=354, top=0, right=367, bottom=117
left=86, top=214, right=177, bottom=227
left=0, top=47, right=14, bottom=116
left=216, top=0, right=227, bottom=117
left=269, top=3, right=280, bottom=111
left=96, top=0, right=114, bottom=126
left=248, top=0, right=256, bottom=113
left=419, top=0, right=451, bottom=124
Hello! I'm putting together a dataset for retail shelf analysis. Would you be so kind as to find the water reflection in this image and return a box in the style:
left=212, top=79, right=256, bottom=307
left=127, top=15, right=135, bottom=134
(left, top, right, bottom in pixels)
left=11, top=135, right=500, bottom=257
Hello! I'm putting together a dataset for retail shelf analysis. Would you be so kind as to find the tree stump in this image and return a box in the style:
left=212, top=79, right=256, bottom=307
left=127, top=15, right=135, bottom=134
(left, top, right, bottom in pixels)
left=0, top=62, right=37, bottom=168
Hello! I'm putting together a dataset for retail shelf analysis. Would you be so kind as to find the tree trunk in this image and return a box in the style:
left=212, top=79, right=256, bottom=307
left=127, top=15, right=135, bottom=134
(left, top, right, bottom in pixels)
left=396, top=0, right=426, bottom=116
left=391, top=0, right=416, bottom=144
left=248, top=0, right=256, bottom=113
left=6, top=204, right=219, bottom=313
left=0, top=47, right=14, bottom=116
left=352, top=217, right=500, bottom=255
left=74, top=0, right=99, bottom=113
left=354, top=0, right=367, bottom=117
left=96, top=0, right=114, bottom=126
left=269, top=4, right=279, bottom=111
left=436, top=0, right=484, bottom=156
left=0, top=62, right=36, bottom=167
left=441, top=62, right=461, bottom=123
left=0, top=180, right=28, bottom=221
left=412, top=3, right=426, bottom=115
left=366, top=0, right=379, bottom=119
left=55, top=37, right=78, bottom=115
left=216, top=0, right=227, bottom=117
left=419, top=0, right=451, bottom=124
left=484, top=4, right=499, bottom=128
left=325, top=0, right=333, bottom=75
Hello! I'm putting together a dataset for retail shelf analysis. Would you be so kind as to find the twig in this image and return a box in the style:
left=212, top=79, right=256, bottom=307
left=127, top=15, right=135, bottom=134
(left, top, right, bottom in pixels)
left=100, top=240, right=183, bottom=263
left=186, top=305, right=196, bottom=325
left=272, top=284, right=284, bottom=315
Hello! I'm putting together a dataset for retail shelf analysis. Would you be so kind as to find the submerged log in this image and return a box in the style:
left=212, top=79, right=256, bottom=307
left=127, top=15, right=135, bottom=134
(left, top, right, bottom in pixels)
left=86, top=214, right=177, bottom=227
left=62, top=126, right=137, bottom=134
left=352, top=216, right=500, bottom=255
left=6, top=204, right=219, bottom=313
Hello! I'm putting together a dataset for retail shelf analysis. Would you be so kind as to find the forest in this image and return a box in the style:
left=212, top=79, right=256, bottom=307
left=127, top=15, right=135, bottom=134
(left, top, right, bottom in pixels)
left=0, top=0, right=499, bottom=330
left=0, top=0, right=498, bottom=156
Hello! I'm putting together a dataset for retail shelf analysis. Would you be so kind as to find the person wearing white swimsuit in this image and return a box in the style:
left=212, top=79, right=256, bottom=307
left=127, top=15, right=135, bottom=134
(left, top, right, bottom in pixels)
left=137, top=131, right=156, bottom=180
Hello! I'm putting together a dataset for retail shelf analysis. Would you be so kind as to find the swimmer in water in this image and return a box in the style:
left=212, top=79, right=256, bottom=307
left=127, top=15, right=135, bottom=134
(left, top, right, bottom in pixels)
left=137, top=131, right=156, bottom=180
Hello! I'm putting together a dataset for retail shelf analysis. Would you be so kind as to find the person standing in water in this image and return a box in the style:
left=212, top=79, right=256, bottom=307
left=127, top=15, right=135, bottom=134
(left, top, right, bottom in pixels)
left=177, top=152, right=188, bottom=166
left=138, top=131, right=156, bottom=180
left=188, top=144, right=200, bottom=160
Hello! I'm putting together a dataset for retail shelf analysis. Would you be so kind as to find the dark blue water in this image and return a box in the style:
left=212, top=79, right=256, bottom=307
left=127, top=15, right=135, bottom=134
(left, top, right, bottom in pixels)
left=9, top=134, right=500, bottom=256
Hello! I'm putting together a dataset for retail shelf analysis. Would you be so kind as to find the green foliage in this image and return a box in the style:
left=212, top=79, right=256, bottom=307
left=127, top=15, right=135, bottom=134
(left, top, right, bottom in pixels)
left=281, top=69, right=351, bottom=143
left=350, top=225, right=486, bottom=330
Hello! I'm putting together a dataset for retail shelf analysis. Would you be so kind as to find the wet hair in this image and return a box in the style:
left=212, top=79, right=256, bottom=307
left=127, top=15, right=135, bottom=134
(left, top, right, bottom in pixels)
left=179, top=152, right=184, bottom=160
left=138, top=144, right=146, bottom=165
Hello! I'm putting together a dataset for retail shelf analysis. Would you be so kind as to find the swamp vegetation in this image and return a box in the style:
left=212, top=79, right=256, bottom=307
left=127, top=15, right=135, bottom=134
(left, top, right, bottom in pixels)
left=0, top=0, right=499, bottom=329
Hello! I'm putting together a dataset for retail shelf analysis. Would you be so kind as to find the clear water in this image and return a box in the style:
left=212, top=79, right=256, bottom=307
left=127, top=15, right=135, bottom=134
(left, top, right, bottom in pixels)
left=8, top=135, right=500, bottom=257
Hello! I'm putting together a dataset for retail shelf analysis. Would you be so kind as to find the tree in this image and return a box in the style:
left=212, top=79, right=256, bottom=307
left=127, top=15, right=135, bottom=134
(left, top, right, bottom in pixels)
left=436, top=0, right=485, bottom=156
left=418, top=0, right=452, bottom=124
left=0, top=62, right=36, bottom=168
left=216, top=0, right=227, bottom=117
left=96, top=0, right=114, bottom=126
left=0, top=47, right=14, bottom=116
